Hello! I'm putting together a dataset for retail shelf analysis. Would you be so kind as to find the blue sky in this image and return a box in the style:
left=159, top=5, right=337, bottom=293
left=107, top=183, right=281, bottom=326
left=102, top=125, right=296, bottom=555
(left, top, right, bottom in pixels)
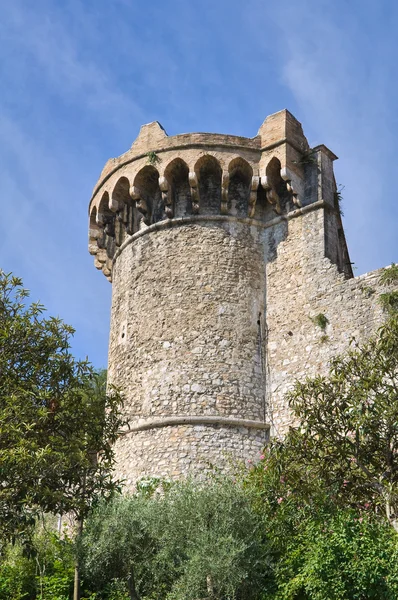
left=1, top=0, right=397, bottom=367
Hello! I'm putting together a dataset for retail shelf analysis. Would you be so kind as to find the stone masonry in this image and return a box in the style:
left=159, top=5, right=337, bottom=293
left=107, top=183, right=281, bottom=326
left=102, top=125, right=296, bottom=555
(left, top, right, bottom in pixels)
left=88, top=110, right=394, bottom=487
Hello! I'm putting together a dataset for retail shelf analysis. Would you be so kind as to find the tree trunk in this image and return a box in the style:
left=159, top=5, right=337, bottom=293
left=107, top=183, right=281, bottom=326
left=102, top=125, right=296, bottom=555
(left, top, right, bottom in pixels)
left=127, top=568, right=140, bottom=600
left=73, top=515, right=84, bottom=600
left=385, top=497, right=398, bottom=532
left=73, top=561, right=80, bottom=600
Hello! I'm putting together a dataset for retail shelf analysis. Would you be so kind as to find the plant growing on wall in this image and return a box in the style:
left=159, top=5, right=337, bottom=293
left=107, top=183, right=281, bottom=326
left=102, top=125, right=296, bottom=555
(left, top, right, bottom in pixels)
left=146, top=150, right=160, bottom=165
left=334, top=184, right=345, bottom=216
left=296, top=149, right=317, bottom=166
left=379, top=263, right=398, bottom=314
left=380, top=263, right=398, bottom=285
left=311, top=313, right=329, bottom=331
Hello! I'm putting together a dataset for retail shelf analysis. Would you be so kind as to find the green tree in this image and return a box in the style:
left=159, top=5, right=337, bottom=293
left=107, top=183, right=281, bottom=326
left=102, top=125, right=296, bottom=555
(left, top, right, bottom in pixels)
left=0, top=271, right=125, bottom=598
left=245, top=443, right=398, bottom=599
left=284, top=316, right=398, bottom=529
left=81, top=477, right=267, bottom=600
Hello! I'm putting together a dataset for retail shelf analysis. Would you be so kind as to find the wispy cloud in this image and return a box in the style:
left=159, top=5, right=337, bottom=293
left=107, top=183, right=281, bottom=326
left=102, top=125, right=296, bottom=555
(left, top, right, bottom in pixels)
left=1, top=1, right=143, bottom=126
left=246, top=0, right=398, bottom=273
left=0, top=107, right=111, bottom=365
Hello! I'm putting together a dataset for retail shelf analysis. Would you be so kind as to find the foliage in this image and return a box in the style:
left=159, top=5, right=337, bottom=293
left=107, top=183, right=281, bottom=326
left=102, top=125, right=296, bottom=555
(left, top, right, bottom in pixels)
left=379, top=291, right=398, bottom=314
left=379, top=264, right=398, bottom=315
left=245, top=444, right=398, bottom=599
left=32, top=520, right=75, bottom=600
left=245, top=314, right=398, bottom=595
left=159, top=477, right=266, bottom=600
left=0, top=542, right=36, bottom=600
left=146, top=151, right=160, bottom=165
left=380, top=263, right=398, bottom=285
left=81, top=477, right=267, bottom=600
left=333, top=184, right=345, bottom=216
left=0, top=271, right=125, bottom=542
left=0, top=523, right=76, bottom=600
left=360, top=284, right=375, bottom=298
left=295, top=149, right=317, bottom=166
left=80, top=492, right=160, bottom=599
left=279, top=316, right=398, bottom=529
left=311, top=313, right=328, bottom=331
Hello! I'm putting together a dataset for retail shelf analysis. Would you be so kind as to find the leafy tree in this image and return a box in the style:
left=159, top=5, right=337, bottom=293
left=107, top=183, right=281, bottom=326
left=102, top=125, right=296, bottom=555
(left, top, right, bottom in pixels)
left=81, top=477, right=267, bottom=600
left=283, top=316, right=398, bottom=529
left=80, top=492, right=160, bottom=600
left=159, top=477, right=266, bottom=600
left=0, top=271, right=125, bottom=598
left=0, top=521, right=80, bottom=600
left=245, top=445, right=398, bottom=599
left=0, top=542, right=36, bottom=600
left=243, top=313, right=398, bottom=597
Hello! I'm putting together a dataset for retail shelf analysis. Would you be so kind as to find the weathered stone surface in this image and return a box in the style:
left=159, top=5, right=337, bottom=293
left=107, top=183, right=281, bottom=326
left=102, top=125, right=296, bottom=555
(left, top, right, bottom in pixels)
left=88, top=109, right=395, bottom=487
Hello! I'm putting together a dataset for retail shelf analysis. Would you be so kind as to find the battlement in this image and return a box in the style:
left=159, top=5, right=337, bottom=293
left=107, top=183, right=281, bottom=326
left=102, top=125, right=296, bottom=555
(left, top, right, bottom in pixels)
left=89, top=110, right=350, bottom=281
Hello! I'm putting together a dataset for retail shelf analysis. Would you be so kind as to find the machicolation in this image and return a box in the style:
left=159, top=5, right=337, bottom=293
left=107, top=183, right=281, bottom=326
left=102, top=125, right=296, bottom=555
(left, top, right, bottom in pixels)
left=88, top=109, right=393, bottom=487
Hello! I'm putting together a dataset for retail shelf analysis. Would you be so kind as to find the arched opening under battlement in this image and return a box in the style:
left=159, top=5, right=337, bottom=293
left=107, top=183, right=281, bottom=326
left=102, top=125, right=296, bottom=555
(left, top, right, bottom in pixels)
left=111, top=176, right=137, bottom=244
left=97, top=192, right=114, bottom=229
left=89, top=206, right=100, bottom=238
left=254, top=182, right=272, bottom=222
left=227, top=157, right=253, bottom=217
left=164, top=158, right=191, bottom=218
left=97, top=191, right=116, bottom=259
left=194, top=155, right=222, bottom=215
left=133, top=165, right=162, bottom=225
left=265, top=157, right=291, bottom=213
left=88, top=206, right=101, bottom=256
left=111, top=176, right=131, bottom=211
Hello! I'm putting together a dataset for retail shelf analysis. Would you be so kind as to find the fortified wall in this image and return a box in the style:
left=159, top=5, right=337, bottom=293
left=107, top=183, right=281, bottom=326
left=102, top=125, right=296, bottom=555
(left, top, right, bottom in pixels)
left=88, top=110, right=392, bottom=486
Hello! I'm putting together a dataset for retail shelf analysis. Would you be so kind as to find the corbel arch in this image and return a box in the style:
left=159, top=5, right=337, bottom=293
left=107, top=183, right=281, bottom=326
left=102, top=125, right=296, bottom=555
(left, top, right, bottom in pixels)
left=88, top=206, right=102, bottom=257
left=111, top=176, right=136, bottom=245
left=96, top=191, right=116, bottom=261
left=194, top=155, right=222, bottom=215
left=131, top=166, right=162, bottom=225
left=227, top=157, right=253, bottom=217
left=261, top=157, right=291, bottom=215
left=163, top=158, right=190, bottom=218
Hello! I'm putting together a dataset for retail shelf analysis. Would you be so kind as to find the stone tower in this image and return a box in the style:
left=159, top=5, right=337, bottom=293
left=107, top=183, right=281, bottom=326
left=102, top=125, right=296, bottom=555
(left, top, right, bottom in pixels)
left=89, top=110, right=389, bottom=486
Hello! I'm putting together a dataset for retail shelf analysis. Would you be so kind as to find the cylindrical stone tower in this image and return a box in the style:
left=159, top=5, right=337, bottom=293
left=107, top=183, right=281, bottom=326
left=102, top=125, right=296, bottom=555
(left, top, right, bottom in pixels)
left=88, top=110, right=356, bottom=485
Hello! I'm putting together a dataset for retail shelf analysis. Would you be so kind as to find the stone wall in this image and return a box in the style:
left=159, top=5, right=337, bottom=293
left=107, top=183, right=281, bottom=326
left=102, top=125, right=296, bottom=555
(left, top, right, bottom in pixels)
left=108, top=218, right=270, bottom=484
left=266, top=206, right=389, bottom=436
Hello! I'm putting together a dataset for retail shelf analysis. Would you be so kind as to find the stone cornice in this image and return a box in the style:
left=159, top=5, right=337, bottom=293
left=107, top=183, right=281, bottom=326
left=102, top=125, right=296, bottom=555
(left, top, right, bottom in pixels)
left=119, top=415, right=270, bottom=435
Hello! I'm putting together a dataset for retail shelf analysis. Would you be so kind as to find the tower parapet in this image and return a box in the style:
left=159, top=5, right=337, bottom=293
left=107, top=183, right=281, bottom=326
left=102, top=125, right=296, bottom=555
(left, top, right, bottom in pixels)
left=88, top=110, right=388, bottom=485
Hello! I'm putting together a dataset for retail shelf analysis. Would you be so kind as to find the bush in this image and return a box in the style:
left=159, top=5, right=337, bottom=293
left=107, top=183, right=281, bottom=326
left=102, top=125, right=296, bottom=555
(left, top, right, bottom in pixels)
left=245, top=448, right=398, bottom=600
left=81, top=476, right=268, bottom=600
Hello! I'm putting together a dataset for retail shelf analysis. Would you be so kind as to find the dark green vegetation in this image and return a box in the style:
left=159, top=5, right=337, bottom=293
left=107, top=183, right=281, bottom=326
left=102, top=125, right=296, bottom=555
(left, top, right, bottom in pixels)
left=1, top=270, right=397, bottom=599
left=80, top=477, right=266, bottom=600
left=2, top=464, right=398, bottom=600
left=379, top=264, right=398, bottom=314
left=0, top=271, right=125, bottom=598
